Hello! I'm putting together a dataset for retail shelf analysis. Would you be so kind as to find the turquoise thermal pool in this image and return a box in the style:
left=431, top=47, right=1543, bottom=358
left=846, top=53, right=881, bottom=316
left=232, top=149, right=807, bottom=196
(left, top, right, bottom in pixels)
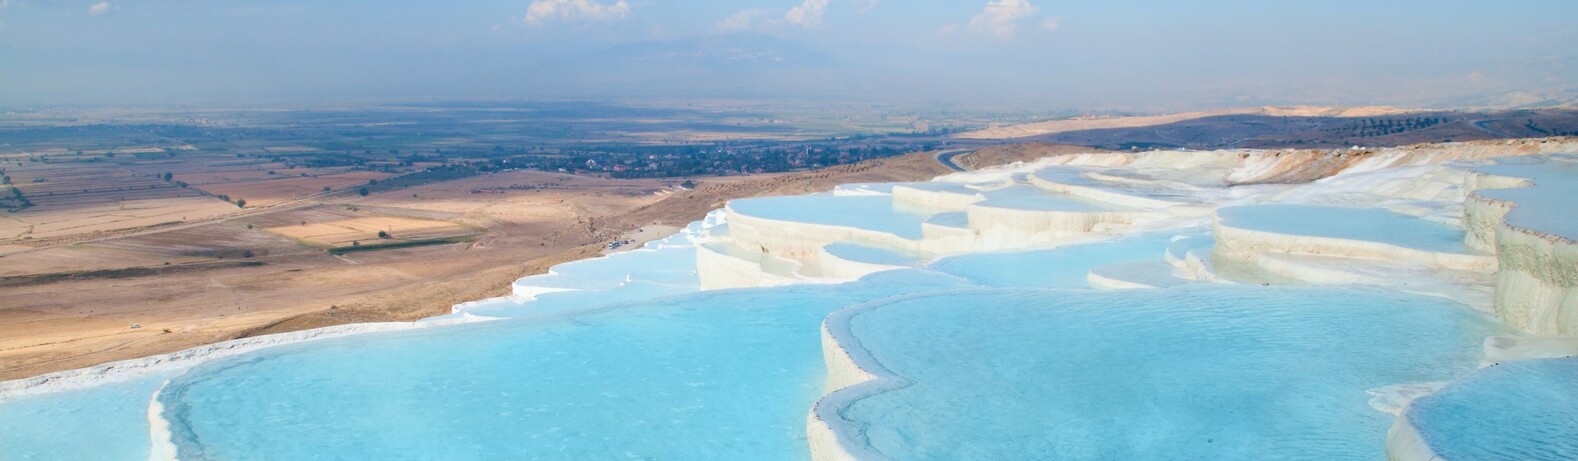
left=819, top=286, right=1502, bottom=461
left=1398, top=358, right=1578, bottom=461
left=1217, top=204, right=1472, bottom=254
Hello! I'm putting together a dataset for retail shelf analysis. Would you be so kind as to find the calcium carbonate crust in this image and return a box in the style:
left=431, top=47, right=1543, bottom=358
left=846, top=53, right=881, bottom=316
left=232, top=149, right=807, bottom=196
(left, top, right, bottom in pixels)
left=1464, top=163, right=1578, bottom=334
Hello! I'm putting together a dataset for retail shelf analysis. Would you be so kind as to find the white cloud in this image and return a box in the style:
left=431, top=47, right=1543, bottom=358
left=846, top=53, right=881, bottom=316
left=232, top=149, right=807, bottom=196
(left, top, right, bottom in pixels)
left=853, top=0, right=880, bottom=14
left=784, top=0, right=829, bottom=28
left=522, top=0, right=630, bottom=26
left=88, top=1, right=113, bottom=16
left=968, top=0, right=1038, bottom=40
left=715, top=9, right=768, bottom=33
left=1039, top=17, right=1060, bottom=32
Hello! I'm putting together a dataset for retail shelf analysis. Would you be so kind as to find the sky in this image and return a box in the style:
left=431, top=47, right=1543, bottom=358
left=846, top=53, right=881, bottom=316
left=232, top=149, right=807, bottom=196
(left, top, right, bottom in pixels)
left=0, top=0, right=1575, bottom=111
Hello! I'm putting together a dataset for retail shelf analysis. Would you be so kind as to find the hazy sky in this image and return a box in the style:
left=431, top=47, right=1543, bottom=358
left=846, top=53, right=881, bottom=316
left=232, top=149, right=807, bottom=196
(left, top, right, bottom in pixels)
left=1, top=0, right=1574, bottom=111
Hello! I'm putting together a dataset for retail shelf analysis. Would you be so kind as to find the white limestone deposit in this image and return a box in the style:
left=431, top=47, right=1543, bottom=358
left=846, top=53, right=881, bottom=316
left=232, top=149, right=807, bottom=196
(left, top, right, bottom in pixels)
left=706, top=139, right=1578, bottom=295
left=1465, top=155, right=1578, bottom=335
left=706, top=139, right=1578, bottom=461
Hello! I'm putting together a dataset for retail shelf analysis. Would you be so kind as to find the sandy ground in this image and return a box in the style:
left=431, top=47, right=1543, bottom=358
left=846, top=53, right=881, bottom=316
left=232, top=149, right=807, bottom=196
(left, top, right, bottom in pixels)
left=0, top=197, right=240, bottom=242
left=600, top=224, right=683, bottom=255
left=197, top=174, right=394, bottom=207
left=0, top=150, right=968, bottom=380
left=265, top=216, right=477, bottom=247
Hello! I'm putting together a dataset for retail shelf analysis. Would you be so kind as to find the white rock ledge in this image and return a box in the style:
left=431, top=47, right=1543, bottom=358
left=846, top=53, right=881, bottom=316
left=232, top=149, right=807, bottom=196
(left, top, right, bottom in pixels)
left=1212, top=212, right=1495, bottom=273
left=1465, top=157, right=1578, bottom=334
left=147, top=382, right=177, bottom=461
left=1086, top=260, right=1189, bottom=290
left=1385, top=411, right=1443, bottom=461
left=806, top=320, right=879, bottom=461
left=805, top=294, right=947, bottom=461
left=1482, top=335, right=1578, bottom=364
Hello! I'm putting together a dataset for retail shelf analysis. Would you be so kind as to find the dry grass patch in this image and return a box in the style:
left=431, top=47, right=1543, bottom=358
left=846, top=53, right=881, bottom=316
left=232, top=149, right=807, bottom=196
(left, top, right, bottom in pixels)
left=0, top=245, right=211, bottom=277
left=196, top=173, right=394, bottom=207
left=177, top=167, right=321, bottom=185
left=265, top=216, right=478, bottom=247
left=1, top=196, right=238, bottom=242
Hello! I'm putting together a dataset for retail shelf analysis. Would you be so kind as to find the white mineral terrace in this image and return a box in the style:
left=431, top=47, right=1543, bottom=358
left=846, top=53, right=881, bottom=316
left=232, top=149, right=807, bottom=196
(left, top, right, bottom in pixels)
left=1464, top=155, right=1578, bottom=335
left=685, top=141, right=1578, bottom=460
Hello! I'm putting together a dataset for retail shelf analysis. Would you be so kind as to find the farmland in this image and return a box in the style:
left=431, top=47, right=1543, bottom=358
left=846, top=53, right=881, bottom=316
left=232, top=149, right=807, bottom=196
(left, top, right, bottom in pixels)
left=264, top=215, right=480, bottom=248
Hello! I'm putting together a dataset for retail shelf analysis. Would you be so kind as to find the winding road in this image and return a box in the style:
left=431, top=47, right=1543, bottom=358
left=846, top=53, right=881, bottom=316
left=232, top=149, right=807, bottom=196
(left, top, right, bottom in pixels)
left=934, top=149, right=974, bottom=172
left=1469, top=119, right=1517, bottom=138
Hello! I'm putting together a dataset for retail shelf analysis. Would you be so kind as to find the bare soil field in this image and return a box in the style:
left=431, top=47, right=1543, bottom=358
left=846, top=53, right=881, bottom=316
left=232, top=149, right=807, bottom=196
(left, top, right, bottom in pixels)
left=92, top=221, right=316, bottom=259
left=4, top=160, right=205, bottom=210
left=0, top=245, right=211, bottom=277
left=194, top=173, right=394, bottom=207
left=175, top=168, right=323, bottom=185
left=0, top=196, right=239, bottom=242
left=237, top=205, right=364, bottom=228
left=266, top=216, right=478, bottom=247
left=0, top=152, right=393, bottom=246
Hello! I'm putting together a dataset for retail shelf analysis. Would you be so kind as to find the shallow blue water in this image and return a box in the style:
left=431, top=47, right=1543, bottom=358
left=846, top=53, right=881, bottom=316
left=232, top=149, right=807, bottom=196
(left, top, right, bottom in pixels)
left=1167, top=234, right=1215, bottom=261
left=831, top=286, right=1503, bottom=461
left=824, top=243, right=925, bottom=266
left=1474, top=155, right=1578, bottom=241
left=0, top=375, right=171, bottom=460
left=1218, top=204, right=1470, bottom=253
left=155, top=270, right=971, bottom=460
left=924, top=211, right=969, bottom=228
left=1032, top=168, right=1203, bottom=203
left=1405, top=358, right=1578, bottom=460
left=511, top=245, right=700, bottom=293
left=729, top=195, right=930, bottom=239
left=892, top=181, right=979, bottom=194
left=930, top=232, right=1177, bottom=288
left=975, top=186, right=1117, bottom=212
